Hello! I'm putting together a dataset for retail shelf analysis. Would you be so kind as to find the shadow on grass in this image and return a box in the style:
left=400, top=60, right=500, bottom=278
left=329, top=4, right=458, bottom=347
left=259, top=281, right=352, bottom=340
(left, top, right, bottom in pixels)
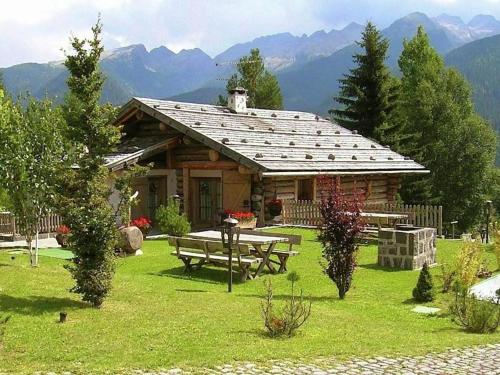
left=0, top=294, right=88, bottom=316
left=0, top=263, right=13, bottom=267
left=239, top=293, right=338, bottom=303
left=359, top=263, right=405, bottom=272
left=149, top=266, right=252, bottom=285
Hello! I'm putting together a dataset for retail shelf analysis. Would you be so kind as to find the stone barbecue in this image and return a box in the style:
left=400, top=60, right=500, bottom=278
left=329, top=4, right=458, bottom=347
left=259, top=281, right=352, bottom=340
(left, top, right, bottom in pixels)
left=378, top=225, right=436, bottom=270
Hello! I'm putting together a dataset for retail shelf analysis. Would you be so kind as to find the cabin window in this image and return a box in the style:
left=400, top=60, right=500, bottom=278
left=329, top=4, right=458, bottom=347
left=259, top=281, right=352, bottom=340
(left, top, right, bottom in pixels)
left=297, top=178, right=314, bottom=201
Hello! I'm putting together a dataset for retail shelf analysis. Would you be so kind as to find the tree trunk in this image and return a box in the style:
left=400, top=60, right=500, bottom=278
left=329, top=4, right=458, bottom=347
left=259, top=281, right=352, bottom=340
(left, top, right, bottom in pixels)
left=34, top=223, right=39, bottom=267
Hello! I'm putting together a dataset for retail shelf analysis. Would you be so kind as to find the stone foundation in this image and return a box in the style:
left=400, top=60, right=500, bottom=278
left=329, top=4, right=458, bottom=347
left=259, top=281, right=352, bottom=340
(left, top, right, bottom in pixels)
left=378, top=226, right=436, bottom=270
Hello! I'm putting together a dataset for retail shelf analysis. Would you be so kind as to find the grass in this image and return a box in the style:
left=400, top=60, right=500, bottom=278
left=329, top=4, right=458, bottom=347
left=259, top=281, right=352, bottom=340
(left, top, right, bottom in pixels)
left=0, top=228, right=498, bottom=374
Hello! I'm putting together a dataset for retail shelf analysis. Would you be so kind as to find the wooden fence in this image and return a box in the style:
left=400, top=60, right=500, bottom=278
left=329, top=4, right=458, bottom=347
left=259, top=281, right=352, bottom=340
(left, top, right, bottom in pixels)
left=0, top=212, right=63, bottom=240
left=281, top=200, right=443, bottom=236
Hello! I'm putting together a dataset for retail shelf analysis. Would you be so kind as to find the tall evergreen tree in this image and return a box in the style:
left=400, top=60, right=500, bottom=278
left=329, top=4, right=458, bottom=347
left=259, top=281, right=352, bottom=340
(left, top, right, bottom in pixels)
left=332, top=22, right=397, bottom=140
left=221, top=49, right=283, bottom=110
left=61, top=19, right=120, bottom=307
left=395, top=26, right=496, bottom=230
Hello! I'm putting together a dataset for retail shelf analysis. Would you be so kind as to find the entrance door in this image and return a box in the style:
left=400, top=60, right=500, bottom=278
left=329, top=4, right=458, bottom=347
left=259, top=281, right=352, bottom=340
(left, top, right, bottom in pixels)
left=192, top=178, right=221, bottom=227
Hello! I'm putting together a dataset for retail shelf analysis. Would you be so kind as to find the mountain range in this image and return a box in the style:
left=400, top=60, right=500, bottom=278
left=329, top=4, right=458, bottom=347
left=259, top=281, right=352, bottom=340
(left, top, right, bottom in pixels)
left=2, top=12, right=500, bottom=130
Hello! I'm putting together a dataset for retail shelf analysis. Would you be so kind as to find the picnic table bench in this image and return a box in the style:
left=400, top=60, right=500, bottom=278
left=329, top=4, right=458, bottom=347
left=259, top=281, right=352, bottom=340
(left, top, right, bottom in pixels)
left=168, top=236, right=261, bottom=281
left=187, top=229, right=302, bottom=277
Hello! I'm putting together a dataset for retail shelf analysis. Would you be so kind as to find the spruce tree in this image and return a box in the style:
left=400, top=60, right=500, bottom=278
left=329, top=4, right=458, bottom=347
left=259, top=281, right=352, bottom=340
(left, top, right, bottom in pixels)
left=223, top=48, right=283, bottom=110
left=61, top=19, right=120, bottom=307
left=331, top=22, right=397, bottom=140
left=413, top=262, right=435, bottom=302
left=395, top=26, right=496, bottom=229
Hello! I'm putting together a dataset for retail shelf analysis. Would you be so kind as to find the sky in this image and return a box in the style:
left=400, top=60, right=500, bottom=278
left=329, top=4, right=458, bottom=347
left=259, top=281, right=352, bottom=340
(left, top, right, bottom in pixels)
left=2, top=0, right=500, bottom=67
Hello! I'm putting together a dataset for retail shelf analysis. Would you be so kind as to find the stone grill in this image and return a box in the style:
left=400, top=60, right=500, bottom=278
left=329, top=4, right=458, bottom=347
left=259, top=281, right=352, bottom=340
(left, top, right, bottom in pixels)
left=378, top=226, right=436, bottom=270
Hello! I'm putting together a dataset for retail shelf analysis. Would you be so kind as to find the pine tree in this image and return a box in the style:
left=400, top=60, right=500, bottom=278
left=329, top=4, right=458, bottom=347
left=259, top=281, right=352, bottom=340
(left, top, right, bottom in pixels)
left=223, top=49, right=283, bottom=110
left=413, top=262, right=435, bottom=302
left=331, top=22, right=397, bottom=140
left=61, top=18, right=120, bottom=307
left=395, top=26, right=496, bottom=229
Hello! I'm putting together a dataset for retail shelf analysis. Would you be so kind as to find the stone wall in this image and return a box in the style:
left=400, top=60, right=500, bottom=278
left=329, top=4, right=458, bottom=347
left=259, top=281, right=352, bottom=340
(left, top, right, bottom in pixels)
left=378, top=226, right=436, bottom=270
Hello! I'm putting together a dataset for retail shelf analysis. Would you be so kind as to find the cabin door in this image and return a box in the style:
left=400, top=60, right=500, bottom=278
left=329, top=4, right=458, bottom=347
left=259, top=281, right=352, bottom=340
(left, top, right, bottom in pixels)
left=192, top=177, right=221, bottom=228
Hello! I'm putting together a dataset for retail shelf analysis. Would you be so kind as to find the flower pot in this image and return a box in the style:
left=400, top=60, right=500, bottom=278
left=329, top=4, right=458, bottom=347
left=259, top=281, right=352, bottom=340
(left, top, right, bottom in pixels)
left=55, top=233, right=68, bottom=247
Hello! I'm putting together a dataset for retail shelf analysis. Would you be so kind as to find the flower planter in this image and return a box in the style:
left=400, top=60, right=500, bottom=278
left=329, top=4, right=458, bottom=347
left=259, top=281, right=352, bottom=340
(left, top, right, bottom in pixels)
left=236, top=218, right=257, bottom=229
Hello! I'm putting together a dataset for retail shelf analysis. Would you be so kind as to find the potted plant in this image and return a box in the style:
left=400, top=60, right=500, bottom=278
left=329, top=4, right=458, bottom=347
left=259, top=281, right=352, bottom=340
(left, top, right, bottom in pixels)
left=267, top=199, right=283, bottom=217
left=55, top=225, right=70, bottom=247
left=224, top=210, right=257, bottom=229
left=130, top=216, right=152, bottom=237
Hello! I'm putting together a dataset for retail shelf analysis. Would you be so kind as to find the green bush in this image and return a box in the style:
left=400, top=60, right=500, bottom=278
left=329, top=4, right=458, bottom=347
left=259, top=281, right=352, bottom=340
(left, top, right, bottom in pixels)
left=412, top=262, right=435, bottom=302
left=156, top=198, right=191, bottom=237
left=261, top=272, right=312, bottom=338
left=438, top=263, right=456, bottom=293
left=449, top=285, right=500, bottom=333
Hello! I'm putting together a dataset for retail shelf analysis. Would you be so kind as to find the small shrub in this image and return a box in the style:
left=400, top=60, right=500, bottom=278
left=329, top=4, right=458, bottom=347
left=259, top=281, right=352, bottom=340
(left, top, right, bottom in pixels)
left=317, top=176, right=365, bottom=299
left=261, top=272, right=311, bottom=338
left=438, top=263, right=456, bottom=293
left=449, top=285, right=500, bottom=333
left=413, top=262, right=435, bottom=302
left=455, top=239, right=482, bottom=288
left=156, top=197, right=191, bottom=237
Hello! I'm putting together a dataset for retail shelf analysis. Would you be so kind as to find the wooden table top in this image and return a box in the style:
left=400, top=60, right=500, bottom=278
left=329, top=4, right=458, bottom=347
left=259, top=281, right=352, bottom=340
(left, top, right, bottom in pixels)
left=361, top=212, right=409, bottom=219
left=188, top=230, right=288, bottom=245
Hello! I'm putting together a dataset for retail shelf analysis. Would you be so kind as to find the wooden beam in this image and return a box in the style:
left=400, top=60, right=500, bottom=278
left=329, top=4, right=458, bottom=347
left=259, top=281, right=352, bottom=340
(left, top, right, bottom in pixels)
left=174, top=161, right=238, bottom=170
left=183, top=168, right=190, bottom=218
left=208, top=149, right=220, bottom=162
left=238, top=165, right=258, bottom=175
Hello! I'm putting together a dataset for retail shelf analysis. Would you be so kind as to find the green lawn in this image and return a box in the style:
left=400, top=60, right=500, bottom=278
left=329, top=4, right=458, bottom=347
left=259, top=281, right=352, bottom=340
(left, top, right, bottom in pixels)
left=0, top=228, right=498, bottom=373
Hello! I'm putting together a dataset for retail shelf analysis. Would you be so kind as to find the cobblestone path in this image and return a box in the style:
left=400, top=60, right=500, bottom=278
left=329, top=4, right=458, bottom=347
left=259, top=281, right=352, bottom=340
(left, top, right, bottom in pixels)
left=156, top=344, right=500, bottom=375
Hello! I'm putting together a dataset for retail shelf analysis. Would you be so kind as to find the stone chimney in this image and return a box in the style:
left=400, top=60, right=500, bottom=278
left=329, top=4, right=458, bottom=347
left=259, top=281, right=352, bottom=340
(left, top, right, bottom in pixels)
left=227, top=87, right=247, bottom=113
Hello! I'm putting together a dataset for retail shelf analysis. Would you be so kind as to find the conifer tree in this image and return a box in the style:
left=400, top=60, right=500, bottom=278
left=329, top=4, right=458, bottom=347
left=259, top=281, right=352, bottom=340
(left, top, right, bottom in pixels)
left=61, top=18, right=120, bottom=307
left=222, top=49, right=283, bottom=110
left=395, top=26, right=496, bottom=229
left=413, top=262, right=435, bottom=302
left=332, top=22, right=397, bottom=140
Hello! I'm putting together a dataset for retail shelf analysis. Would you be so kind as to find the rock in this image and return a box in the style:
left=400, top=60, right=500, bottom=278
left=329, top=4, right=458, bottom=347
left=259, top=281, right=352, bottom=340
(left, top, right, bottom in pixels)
left=135, top=249, right=144, bottom=256
left=119, top=226, right=143, bottom=254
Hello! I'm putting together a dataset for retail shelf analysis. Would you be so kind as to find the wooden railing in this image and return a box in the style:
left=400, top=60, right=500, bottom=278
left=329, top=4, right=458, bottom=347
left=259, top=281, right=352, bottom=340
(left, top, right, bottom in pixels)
left=0, top=212, right=63, bottom=240
left=281, top=200, right=443, bottom=236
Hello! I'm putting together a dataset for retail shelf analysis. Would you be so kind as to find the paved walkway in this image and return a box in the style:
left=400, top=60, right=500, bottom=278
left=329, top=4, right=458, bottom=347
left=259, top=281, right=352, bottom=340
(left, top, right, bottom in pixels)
left=0, top=237, right=58, bottom=249
left=152, top=344, right=500, bottom=375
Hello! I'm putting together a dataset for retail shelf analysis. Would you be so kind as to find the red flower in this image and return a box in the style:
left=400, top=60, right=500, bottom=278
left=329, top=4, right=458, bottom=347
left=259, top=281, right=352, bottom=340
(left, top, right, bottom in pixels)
left=130, top=216, right=152, bottom=229
left=56, top=225, right=71, bottom=235
left=224, top=210, right=255, bottom=222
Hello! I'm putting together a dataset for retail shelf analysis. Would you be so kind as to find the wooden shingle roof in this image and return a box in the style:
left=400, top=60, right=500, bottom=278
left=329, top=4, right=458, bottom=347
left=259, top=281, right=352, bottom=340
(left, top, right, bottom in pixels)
left=116, top=97, right=427, bottom=175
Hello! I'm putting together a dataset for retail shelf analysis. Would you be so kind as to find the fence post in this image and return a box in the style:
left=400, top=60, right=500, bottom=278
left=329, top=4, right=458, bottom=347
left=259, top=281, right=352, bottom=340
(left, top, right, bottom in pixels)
left=438, top=206, right=443, bottom=237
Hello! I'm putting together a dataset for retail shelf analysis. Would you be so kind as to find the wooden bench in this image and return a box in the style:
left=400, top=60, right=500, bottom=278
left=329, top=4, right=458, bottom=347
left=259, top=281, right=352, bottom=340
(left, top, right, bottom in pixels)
left=238, top=230, right=301, bottom=272
left=168, top=236, right=261, bottom=281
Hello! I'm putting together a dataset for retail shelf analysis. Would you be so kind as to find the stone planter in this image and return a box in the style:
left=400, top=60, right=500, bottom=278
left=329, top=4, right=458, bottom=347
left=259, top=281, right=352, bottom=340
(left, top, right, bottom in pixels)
left=378, top=226, right=436, bottom=270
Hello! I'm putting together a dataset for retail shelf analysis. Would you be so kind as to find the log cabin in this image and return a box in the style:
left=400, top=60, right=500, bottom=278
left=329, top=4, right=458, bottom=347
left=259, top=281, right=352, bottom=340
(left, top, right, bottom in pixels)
left=107, top=88, right=428, bottom=228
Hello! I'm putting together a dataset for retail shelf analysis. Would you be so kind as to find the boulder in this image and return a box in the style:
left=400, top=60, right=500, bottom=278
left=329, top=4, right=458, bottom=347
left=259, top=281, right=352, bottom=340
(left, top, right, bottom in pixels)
left=119, top=226, right=143, bottom=254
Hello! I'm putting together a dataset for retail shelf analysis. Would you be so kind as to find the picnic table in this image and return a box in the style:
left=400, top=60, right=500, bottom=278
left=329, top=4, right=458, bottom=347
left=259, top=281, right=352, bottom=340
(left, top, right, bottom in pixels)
left=188, top=230, right=289, bottom=278
left=361, top=212, right=409, bottom=228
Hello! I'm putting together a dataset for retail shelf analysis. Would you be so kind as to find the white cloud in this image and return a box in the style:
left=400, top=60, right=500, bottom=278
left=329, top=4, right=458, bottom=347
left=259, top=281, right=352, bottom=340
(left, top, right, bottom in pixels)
left=1, top=0, right=500, bottom=67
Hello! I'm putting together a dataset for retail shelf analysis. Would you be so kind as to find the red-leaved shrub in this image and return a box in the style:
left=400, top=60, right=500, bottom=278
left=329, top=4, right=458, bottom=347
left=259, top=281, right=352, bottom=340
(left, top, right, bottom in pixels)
left=317, top=176, right=365, bottom=299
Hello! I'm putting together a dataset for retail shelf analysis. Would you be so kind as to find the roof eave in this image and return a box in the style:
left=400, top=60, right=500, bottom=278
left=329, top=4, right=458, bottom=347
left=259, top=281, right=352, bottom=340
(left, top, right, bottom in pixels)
left=261, top=169, right=430, bottom=177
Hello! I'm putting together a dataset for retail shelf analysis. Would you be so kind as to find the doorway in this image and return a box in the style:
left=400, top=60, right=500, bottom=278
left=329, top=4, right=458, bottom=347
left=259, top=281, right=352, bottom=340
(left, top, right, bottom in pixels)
left=192, top=177, right=222, bottom=227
